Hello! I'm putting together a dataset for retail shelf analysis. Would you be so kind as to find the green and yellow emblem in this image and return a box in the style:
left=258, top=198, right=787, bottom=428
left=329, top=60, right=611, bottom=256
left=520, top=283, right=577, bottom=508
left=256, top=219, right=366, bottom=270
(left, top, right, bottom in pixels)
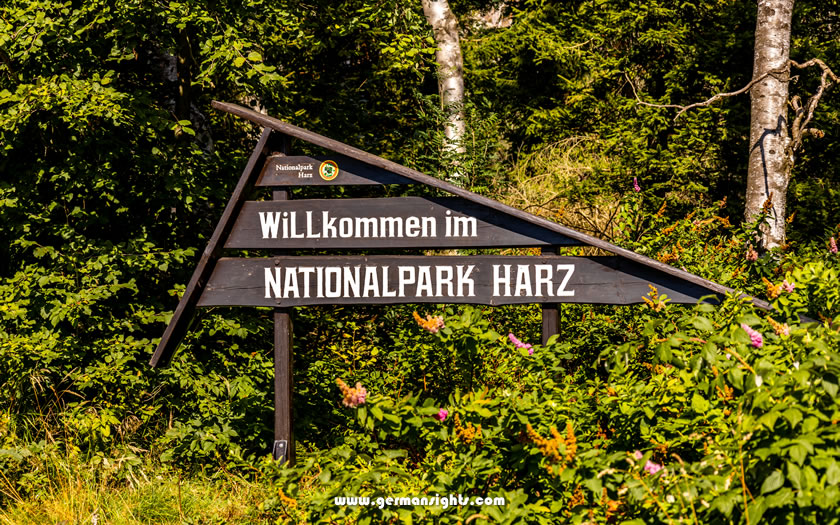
left=319, top=160, right=339, bottom=181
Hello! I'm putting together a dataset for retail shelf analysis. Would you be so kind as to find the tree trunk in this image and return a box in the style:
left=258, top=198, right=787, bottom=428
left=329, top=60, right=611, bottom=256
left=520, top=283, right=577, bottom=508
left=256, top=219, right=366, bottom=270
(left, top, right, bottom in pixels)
left=175, top=28, right=192, bottom=124
left=746, top=0, right=794, bottom=249
left=421, top=0, right=466, bottom=177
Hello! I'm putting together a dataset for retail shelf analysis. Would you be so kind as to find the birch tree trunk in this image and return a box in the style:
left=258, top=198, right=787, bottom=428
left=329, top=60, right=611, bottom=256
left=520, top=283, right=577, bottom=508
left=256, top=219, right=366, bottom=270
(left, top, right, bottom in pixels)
left=746, top=0, right=795, bottom=249
left=422, top=0, right=466, bottom=177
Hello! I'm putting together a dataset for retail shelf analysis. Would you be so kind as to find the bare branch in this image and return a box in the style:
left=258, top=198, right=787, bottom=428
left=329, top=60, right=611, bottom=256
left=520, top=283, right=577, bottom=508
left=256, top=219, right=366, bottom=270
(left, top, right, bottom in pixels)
left=627, top=58, right=837, bottom=149
left=623, top=72, right=683, bottom=111
left=789, top=58, right=839, bottom=152
left=625, top=66, right=789, bottom=120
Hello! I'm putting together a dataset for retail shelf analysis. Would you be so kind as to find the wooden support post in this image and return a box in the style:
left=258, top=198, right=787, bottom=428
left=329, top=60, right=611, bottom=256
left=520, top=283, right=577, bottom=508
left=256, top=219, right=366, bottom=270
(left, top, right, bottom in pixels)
left=272, top=136, right=294, bottom=465
left=273, top=308, right=294, bottom=465
left=541, top=247, right=560, bottom=346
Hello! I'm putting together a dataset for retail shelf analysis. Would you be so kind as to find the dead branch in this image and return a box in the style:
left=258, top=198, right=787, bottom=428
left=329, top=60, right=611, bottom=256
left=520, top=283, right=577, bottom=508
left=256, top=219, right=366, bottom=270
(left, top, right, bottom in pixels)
left=625, top=66, right=790, bottom=120
left=789, top=58, right=839, bottom=152
left=627, top=58, right=838, bottom=152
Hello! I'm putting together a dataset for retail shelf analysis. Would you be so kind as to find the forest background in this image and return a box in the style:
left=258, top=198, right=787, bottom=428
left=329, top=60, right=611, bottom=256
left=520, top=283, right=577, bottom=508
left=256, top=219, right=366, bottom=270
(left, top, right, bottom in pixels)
left=2, top=0, right=840, bottom=523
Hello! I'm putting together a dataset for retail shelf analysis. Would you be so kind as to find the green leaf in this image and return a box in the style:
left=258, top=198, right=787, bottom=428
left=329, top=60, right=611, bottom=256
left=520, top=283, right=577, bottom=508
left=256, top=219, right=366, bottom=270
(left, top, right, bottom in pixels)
left=783, top=408, right=802, bottom=428
left=691, top=392, right=709, bottom=413
left=233, top=56, right=245, bottom=67
left=789, top=444, right=808, bottom=465
left=761, top=470, right=784, bottom=494
left=766, top=487, right=794, bottom=508
left=827, top=461, right=840, bottom=485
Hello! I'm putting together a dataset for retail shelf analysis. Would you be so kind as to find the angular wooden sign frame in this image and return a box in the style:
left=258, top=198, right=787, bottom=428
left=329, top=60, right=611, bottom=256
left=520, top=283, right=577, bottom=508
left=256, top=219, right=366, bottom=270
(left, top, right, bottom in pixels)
left=149, top=101, right=770, bottom=465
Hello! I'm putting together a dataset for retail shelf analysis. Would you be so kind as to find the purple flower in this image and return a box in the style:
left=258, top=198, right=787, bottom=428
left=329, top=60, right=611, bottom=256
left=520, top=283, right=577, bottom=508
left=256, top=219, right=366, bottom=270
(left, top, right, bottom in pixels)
left=435, top=408, right=448, bottom=421
left=644, top=460, right=663, bottom=475
left=782, top=280, right=795, bottom=293
left=508, top=333, right=533, bottom=353
left=633, top=450, right=643, bottom=460
left=831, top=237, right=838, bottom=254
left=633, top=177, right=641, bottom=192
left=741, top=323, right=763, bottom=348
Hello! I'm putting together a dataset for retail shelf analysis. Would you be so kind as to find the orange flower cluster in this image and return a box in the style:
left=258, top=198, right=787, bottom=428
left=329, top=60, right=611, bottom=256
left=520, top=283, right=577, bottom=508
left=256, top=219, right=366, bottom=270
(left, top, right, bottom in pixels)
left=767, top=317, right=790, bottom=337
left=569, top=485, right=585, bottom=507
left=642, top=285, right=667, bottom=312
left=716, top=384, right=734, bottom=402
left=278, top=487, right=297, bottom=508
left=762, top=277, right=782, bottom=299
left=453, top=413, right=482, bottom=444
left=655, top=201, right=667, bottom=218
left=656, top=246, right=679, bottom=263
left=526, top=422, right=577, bottom=476
left=714, top=215, right=732, bottom=228
left=761, top=193, right=774, bottom=214
left=413, top=311, right=445, bottom=333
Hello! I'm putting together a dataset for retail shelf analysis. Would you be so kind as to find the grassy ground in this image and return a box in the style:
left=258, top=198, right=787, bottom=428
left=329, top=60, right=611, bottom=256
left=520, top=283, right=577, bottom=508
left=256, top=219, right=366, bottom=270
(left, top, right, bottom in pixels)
left=0, top=467, right=274, bottom=525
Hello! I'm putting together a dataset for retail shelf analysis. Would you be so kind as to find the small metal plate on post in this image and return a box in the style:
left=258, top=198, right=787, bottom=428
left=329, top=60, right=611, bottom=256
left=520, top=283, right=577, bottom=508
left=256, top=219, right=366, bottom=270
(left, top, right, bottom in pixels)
left=273, top=440, right=288, bottom=463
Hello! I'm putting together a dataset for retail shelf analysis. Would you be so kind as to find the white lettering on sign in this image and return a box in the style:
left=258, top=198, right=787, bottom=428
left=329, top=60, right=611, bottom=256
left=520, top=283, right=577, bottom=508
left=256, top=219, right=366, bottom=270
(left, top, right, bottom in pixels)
left=555, top=264, right=575, bottom=296
left=274, top=163, right=314, bottom=179
left=491, top=264, right=575, bottom=298
left=256, top=210, right=481, bottom=240
left=263, top=264, right=494, bottom=300
left=444, top=210, right=478, bottom=237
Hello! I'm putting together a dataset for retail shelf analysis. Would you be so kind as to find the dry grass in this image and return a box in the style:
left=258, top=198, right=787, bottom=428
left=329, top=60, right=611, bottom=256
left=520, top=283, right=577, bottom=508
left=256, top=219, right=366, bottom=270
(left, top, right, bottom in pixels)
left=497, top=136, right=623, bottom=251
left=0, top=466, right=272, bottom=525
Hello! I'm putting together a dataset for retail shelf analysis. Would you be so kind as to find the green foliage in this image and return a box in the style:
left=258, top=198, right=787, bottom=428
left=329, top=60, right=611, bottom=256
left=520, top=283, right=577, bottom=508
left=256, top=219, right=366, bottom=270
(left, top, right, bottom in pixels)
left=260, top=292, right=840, bottom=523
left=1, top=0, right=840, bottom=523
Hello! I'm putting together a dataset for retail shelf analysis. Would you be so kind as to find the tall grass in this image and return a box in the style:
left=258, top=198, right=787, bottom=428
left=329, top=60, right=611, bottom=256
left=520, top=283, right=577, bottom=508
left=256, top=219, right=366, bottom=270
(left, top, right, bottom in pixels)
left=498, top=136, right=621, bottom=242
left=0, top=450, right=273, bottom=524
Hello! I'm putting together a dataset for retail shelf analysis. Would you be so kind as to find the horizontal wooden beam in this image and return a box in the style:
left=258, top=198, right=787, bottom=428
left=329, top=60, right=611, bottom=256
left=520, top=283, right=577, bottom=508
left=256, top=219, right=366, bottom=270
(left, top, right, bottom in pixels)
left=225, top=197, right=580, bottom=249
left=197, top=255, right=725, bottom=307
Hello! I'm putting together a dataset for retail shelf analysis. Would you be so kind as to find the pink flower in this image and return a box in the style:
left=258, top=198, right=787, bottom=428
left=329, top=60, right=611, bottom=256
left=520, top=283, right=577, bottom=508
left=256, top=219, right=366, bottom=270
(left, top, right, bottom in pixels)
left=746, top=245, right=758, bottom=262
left=633, top=450, right=644, bottom=460
left=414, top=311, right=445, bottom=333
left=633, top=177, right=641, bottom=192
left=337, top=378, right=367, bottom=408
left=435, top=409, right=448, bottom=421
left=508, top=333, right=533, bottom=353
left=831, top=237, right=838, bottom=254
left=644, top=460, right=663, bottom=475
left=782, top=280, right=795, bottom=293
left=741, top=323, right=763, bottom=348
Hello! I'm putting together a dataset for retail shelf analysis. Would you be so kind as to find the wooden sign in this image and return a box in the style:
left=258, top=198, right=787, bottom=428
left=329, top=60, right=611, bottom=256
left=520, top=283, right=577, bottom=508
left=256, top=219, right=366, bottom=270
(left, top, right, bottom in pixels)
left=225, top=197, right=579, bottom=249
left=197, top=255, right=720, bottom=307
left=257, top=154, right=415, bottom=186
left=151, top=101, right=773, bottom=466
